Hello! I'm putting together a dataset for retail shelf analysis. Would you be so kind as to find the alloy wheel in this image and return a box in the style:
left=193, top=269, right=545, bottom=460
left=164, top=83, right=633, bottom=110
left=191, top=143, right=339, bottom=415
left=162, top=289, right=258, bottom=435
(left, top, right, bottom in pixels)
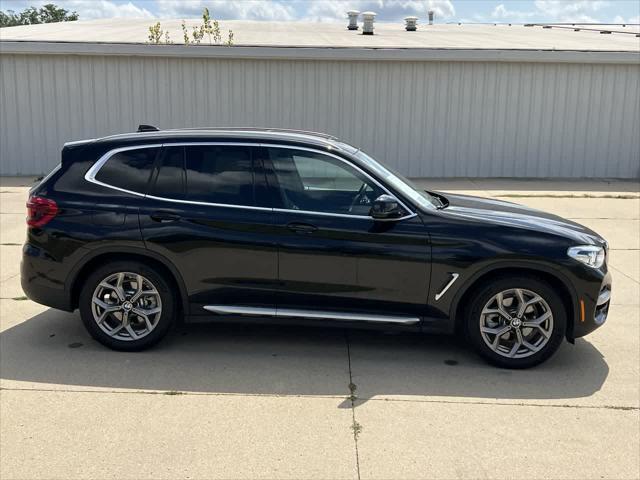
left=91, top=272, right=162, bottom=341
left=479, top=288, right=554, bottom=359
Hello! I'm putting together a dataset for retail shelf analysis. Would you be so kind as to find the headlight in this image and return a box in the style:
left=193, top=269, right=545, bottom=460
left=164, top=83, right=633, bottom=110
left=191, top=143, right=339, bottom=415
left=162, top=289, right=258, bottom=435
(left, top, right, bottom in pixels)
left=567, top=245, right=605, bottom=269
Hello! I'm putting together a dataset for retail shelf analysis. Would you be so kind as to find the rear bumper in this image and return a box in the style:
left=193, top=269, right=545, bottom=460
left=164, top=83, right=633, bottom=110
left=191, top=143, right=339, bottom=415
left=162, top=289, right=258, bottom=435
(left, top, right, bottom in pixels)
left=21, top=243, right=73, bottom=311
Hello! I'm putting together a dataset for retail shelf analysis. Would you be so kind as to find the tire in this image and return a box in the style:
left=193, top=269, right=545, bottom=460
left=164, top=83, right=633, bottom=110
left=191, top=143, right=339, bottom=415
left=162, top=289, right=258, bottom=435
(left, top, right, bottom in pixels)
left=465, top=275, right=566, bottom=368
left=79, top=261, right=175, bottom=351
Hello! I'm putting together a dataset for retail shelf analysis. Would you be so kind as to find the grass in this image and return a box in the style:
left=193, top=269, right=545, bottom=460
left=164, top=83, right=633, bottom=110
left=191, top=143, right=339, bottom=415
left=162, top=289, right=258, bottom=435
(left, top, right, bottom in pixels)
left=348, top=382, right=358, bottom=402
left=351, top=420, right=363, bottom=439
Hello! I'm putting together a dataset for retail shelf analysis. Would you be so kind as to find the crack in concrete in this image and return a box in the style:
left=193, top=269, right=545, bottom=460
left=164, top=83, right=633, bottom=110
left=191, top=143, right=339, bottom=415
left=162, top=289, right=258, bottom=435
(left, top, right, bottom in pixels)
left=1, top=386, right=637, bottom=413
left=364, top=397, right=639, bottom=411
left=608, top=265, right=640, bottom=284
left=344, top=331, right=361, bottom=480
left=498, top=194, right=639, bottom=199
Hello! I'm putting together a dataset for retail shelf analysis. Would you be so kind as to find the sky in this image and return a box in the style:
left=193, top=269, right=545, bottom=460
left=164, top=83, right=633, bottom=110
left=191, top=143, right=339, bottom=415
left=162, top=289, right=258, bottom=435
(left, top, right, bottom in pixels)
left=1, top=0, right=639, bottom=24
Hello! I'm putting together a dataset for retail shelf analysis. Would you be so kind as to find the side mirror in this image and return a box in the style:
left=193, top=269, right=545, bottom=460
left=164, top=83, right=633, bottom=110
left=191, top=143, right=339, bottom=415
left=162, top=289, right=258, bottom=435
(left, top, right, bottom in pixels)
left=369, top=194, right=405, bottom=220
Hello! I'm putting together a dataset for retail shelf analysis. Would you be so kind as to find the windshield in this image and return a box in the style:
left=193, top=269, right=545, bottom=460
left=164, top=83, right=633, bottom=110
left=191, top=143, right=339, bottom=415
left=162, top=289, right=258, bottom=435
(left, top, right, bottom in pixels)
left=352, top=150, right=440, bottom=210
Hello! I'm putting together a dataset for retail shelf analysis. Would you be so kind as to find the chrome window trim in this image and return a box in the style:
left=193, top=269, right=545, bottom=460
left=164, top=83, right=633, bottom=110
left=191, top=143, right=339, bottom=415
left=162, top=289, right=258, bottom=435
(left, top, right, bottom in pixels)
left=204, top=305, right=420, bottom=324
left=84, top=144, right=162, bottom=197
left=273, top=207, right=415, bottom=221
left=84, top=141, right=417, bottom=221
left=144, top=193, right=272, bottom=212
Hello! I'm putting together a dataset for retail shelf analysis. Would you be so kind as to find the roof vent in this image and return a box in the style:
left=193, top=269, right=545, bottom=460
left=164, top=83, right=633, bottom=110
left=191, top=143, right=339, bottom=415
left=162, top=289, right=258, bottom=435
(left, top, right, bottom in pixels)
left=362, top=11, right=376, bottom=35
left=428, top=10, right=434, bottom=25
left=405, top=16, right=418, bottom=31
left=137, top=124, right=159, bottom=132
left=347, top=10, right=359, bottom=30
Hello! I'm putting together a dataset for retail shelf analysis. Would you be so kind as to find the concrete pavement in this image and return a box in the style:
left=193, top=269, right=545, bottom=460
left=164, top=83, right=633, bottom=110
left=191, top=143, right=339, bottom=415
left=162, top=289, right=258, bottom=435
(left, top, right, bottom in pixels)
left=1, top=178, right=639, bottom=479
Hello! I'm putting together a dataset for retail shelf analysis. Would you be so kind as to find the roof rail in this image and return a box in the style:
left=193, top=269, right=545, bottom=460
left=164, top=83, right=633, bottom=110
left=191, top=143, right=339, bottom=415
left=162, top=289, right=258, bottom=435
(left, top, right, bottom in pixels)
left=167, top=126, right=339, bottom=140
left=138, top=124, right=160, bottom=132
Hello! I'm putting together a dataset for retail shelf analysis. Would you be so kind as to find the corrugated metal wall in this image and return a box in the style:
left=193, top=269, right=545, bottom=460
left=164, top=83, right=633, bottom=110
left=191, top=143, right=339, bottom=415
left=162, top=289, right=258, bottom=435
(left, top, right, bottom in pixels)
left=1, top=53, right=639, bottom=177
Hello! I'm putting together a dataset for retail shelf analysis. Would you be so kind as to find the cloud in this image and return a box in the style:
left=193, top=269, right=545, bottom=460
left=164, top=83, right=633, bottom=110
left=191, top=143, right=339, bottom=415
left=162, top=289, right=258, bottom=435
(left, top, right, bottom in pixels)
left=155, top=0, right=454, bottom=22
left=476, top=0, right=613, bottom=23
left=155, top=0, right=295, bottom=21
left=613, top=14, right=640, bottom=24
left=491, top=4, right=536, bottom=20
left=2, top=0, right=155, bottom=19
left=305, top=0, right=454, bottom=22
left=3, top=0, right=629, bottom=24
left=533, top=0, right=609, bottom=22
left=71, top=0, right=154, bottom=19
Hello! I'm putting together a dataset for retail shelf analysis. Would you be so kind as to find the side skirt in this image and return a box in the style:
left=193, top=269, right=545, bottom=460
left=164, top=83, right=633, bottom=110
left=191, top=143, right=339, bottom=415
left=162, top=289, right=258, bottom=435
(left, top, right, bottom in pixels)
left=202, top=305, right=420, bottom=325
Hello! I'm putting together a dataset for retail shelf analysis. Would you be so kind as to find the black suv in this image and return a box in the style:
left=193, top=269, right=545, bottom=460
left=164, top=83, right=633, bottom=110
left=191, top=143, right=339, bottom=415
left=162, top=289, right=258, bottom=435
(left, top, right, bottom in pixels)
left=22, top=127, right=611, bottom=368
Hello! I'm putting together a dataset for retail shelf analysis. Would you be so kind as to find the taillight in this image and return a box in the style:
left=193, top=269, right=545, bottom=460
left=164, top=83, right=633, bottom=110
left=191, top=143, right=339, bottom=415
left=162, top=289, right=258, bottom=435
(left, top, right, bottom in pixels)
left=26, top=196, right=58, bottom=228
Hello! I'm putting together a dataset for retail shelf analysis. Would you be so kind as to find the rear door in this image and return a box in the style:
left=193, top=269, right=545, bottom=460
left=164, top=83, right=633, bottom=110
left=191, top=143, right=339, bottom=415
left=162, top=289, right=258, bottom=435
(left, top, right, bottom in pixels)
left=139, top=143, right=278, bottom=317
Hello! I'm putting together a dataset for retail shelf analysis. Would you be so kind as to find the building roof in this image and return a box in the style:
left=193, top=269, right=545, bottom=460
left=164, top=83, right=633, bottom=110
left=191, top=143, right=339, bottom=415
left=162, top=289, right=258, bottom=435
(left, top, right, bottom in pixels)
left=1, top=18, right=639, bottom=52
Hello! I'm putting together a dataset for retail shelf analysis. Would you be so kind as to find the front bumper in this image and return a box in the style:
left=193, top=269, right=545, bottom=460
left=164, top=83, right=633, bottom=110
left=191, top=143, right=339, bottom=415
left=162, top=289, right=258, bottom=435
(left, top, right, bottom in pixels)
left=572, top=270, right=612, bottom=339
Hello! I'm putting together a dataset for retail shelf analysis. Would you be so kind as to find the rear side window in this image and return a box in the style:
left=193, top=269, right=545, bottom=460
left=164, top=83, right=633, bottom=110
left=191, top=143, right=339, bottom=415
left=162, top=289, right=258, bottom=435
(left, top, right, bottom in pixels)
left=95, top=147, right=159, bottom=194
left=184, top=145, right=254, bottom=205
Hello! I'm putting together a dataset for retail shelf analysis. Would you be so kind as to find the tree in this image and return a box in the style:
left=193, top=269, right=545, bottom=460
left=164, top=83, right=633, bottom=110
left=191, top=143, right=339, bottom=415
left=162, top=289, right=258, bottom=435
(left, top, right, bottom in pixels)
left=0, top=3, right=78, bottom=27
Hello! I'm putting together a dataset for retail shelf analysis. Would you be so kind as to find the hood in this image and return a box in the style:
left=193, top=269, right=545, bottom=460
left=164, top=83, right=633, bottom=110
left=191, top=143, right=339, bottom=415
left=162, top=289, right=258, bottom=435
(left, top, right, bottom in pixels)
left=435, top=192, right=607, bottom=246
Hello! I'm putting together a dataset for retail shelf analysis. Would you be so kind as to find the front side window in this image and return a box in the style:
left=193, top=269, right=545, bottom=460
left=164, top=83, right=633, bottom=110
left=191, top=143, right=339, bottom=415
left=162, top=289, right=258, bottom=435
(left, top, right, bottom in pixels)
left=184, top=145, right=254, bottom=205
left=353, top=150, right=439, bottom=210
left=268, top=148, right=385, bottom=216
left=95, top=147, right=159, bottom=193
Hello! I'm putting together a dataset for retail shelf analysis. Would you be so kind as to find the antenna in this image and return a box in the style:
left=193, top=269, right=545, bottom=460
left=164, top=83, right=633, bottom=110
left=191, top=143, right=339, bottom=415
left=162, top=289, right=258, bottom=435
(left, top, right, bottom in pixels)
left=137, top=124, right=159, bottom=132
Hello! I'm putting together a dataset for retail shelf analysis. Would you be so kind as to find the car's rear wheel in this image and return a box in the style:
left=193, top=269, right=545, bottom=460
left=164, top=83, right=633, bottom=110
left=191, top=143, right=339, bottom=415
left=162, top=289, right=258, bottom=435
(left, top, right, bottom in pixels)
left=79, top=261, right=175, bottom=351
left=465, top=276, right=566, bottom=368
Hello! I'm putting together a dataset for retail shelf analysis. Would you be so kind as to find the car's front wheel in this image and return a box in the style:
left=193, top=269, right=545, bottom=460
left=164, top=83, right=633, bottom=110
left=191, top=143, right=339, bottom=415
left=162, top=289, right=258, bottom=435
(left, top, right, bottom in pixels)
left=465, top=276, right=566, bottom=368
left=79, top=261, right=175, bottom=351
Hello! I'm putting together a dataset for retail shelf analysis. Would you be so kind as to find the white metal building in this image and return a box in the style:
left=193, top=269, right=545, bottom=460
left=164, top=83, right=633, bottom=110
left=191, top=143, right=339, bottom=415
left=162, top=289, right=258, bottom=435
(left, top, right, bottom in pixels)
left=1, top=19, right=639, bottom=177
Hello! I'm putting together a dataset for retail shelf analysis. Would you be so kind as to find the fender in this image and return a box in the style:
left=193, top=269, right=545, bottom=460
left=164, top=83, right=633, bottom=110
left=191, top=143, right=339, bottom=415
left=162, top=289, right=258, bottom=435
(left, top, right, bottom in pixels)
left=66, top=244, right=190, bottom=314
left=447, top=259, right=579, bottom=339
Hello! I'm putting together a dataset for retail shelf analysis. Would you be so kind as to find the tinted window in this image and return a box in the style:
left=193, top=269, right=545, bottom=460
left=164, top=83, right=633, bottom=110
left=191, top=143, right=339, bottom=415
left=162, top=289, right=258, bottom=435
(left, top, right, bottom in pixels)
left=154, top=147, right=185, bottom=199
left=185, top=145, right=254, bottom=205
left=268, top=148, right=385, bottom=215
left=95, top=147, right=158, bottom=193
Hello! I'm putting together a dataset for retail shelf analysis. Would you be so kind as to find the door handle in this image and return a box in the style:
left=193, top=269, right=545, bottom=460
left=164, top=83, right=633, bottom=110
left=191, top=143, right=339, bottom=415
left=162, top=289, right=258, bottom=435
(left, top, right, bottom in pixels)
left=287, top=222, right=318, bottom=234
left=150, top=211, right=181, bottom=223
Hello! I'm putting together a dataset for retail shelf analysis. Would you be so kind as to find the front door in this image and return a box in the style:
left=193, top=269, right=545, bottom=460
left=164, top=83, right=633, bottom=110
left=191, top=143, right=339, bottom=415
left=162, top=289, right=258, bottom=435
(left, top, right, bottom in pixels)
left=139, top=143, right=278, bottom=316
left=262, top=146, right=430, bottom=323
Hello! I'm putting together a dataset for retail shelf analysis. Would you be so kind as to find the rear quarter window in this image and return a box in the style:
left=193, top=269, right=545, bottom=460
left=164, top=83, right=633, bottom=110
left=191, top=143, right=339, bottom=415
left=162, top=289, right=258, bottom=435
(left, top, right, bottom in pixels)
left=95, top=147, right=159, bottom=194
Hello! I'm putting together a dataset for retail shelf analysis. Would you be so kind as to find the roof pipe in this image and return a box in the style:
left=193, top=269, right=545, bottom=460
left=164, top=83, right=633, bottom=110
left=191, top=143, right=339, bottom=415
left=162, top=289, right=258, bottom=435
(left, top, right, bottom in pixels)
left=405, top=16, right=418, bottom=31
left=347, top=10, right=360, bottom=30
left=362, top=11, right=376, bottom=35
